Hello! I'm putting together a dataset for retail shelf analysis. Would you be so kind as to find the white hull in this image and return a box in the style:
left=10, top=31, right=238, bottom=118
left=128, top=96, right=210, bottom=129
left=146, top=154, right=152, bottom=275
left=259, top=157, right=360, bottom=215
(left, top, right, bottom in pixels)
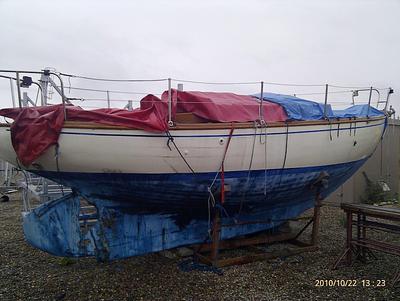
left=0, top=118, right=385, bottom=175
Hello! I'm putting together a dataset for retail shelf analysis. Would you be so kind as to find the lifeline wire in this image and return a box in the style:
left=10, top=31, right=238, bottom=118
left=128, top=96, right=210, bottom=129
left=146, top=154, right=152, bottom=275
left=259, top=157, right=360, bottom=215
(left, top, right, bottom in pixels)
left=60, top=72, right=168, bottom=83
left=57, top=85, right=152, bottom=95
left=171, top=78, right=259, bottom=85
left=172, top=78, right=326, bottom=87
left=59, top=72, right=391, bottom=88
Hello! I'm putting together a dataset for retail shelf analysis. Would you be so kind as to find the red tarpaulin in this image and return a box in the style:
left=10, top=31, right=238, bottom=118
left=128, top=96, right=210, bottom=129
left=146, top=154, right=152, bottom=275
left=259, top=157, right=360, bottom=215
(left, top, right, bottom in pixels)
left=164, top=90, right=287, bottom=123
left=0, top=94, right=167, bottom=166
left=0, top=91, right=287, bottom=166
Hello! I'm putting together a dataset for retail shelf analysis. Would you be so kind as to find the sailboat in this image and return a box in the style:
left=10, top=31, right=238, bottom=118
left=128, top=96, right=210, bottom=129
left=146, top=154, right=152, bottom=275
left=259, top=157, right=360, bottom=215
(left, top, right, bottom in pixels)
left=0, top=72, right=391, bottom=261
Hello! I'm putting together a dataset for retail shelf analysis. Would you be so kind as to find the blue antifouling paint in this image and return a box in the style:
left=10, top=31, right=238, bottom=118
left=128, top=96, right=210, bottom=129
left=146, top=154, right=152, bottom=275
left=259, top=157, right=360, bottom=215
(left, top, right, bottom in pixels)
left=23, top=158, right=366, bottom=261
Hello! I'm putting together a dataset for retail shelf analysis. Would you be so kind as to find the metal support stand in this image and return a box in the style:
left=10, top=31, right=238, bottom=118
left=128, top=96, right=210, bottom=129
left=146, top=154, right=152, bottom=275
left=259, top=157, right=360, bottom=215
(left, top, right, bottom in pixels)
left=193, top=189, right=323, bottom=268
left=311, top=194, right=322, bottom=246
left=332, top=203, right=400, bottom=270
left=210, top=204, right=221, bottom=266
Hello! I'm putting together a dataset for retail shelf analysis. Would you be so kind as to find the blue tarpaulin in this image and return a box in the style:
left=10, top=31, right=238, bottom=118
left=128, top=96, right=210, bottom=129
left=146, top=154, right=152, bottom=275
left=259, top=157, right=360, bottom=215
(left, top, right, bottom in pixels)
left=333, top=104, right=385, bottom=118
left=253, top=92, right=335, bottom=120
left=253, top=92, right=384, bottom=121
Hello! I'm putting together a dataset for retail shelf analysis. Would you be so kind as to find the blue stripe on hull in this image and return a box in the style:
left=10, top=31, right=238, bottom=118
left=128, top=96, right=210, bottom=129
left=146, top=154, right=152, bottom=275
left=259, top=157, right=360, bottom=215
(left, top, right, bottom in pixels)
left=24, top=158, right=366, bottom=260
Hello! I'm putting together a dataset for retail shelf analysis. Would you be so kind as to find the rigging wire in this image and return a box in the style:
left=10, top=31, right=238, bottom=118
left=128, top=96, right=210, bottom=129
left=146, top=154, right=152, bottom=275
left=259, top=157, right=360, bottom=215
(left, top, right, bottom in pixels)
left=60, top=72, right=168, bottom=83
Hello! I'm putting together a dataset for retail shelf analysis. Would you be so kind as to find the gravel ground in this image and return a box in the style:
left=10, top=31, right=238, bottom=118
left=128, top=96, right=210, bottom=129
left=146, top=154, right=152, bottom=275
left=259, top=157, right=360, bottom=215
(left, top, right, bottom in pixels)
left=1, top=193, right=400, bottom=301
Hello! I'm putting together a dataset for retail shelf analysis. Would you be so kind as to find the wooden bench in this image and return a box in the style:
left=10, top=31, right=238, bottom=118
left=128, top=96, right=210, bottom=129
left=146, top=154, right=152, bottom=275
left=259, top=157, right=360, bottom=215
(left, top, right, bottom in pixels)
left=333, top=203, right=400, bottom=282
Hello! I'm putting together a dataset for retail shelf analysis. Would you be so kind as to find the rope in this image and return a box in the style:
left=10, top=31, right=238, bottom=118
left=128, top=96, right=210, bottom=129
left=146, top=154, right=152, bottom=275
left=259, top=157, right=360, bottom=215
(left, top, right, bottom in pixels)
left=349, top=119, right=352, bottom=136
left=165, top=131, right=195, bottom=174
left=263, top=123, right=268, bottom=196
left=355, top=121, right=358, bottom=136
left=15, top=158, right=31, bottom=211
left=215, top=203, right=230, bottom=218
left=238, top=122, right=257, bottom=216
left=277, top=123, right=289, bottom=189
left=220, top=127, right=235, bottom=204
left=54, top=143, right=65, bottom=196
left=205, top=127, right=235, bottom=232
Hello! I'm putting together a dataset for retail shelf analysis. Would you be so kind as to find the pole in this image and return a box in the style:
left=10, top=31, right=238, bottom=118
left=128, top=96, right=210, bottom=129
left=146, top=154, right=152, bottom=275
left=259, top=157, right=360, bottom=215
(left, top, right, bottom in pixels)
left=40, top=72, right=49, bottom=106
left=106, top=90, right=110, bottom=109
left=4, top=162, right=8, bottom=185
left=56, top=74, right=66, bottom=120
left=346, top=211, right=353, bottom=265
left=168, top=78, right=173, bottom=127
left=384, top=87, right=393, bottom=113
left=210, top=204, right=221, bottom=267
left=22, top=92, right=28, bottom=107
left=323, top=84, right=329, bottom=119
left=9, top=78, right=16, bottom=108
left=367, top=86, right=372, bottom=118
left=16, top=72, right=22, bottom=108
left=127, top=100, right=133, bottom=111
left=259, top=81, right=264, bottom=123
left=311, top=191, right=322, bottom=246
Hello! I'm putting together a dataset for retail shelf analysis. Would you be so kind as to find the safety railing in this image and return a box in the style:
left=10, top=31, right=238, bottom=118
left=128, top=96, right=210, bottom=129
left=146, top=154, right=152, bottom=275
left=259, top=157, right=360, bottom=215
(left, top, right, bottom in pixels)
left=0, top=69, right=73, bottom=211
left=0, top=69, right=395, bottom=126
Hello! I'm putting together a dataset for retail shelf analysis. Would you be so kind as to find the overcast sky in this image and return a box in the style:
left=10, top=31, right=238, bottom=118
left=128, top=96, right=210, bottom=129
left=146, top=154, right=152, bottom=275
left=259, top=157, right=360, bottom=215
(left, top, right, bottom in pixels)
left=0, top=0, right=399, bottom=111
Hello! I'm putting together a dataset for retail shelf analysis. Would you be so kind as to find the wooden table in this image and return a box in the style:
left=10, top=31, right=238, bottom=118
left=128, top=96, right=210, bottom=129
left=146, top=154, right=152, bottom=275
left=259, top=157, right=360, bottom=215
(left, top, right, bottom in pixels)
left=334, top=203, right=400, bottom=273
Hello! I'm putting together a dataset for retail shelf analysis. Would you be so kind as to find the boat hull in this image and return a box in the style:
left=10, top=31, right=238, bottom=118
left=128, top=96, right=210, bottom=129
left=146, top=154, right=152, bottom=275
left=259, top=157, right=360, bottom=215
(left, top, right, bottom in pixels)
left=34, top=157, right=366, bottom=215
left=0, top=117, right=386, bottom=259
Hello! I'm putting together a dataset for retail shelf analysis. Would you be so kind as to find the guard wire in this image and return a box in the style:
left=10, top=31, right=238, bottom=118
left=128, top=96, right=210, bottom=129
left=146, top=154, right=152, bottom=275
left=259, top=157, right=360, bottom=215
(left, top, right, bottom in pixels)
left=60, top=73, right=168, bottom=83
